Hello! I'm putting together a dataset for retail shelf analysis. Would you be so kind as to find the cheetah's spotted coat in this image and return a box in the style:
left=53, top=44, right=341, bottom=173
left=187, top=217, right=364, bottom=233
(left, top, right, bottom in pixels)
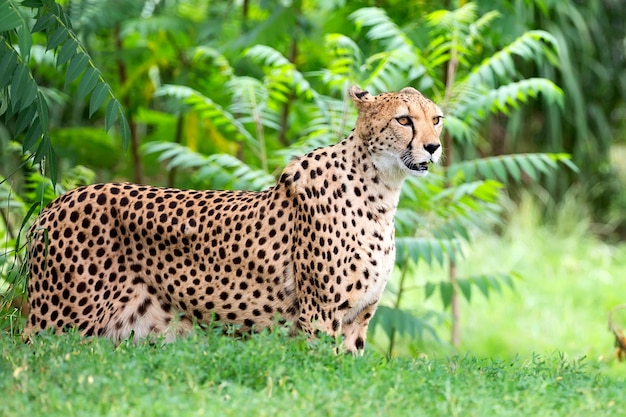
left=26, top=86, right=443, bottom=352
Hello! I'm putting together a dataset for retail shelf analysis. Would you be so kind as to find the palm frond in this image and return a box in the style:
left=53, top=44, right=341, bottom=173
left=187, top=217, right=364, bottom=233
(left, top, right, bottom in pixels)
left=460, top=78, right=563, bottom=121
left=142, top=141, right=275, bottom=191
left=191, top=46, right=234, bottom=78
left=226, top=76, right=280, bottom=130
left=349, top=7, right=432, bottom=92
left=350, top=7, right=414, bottom=51
left=276, top=96, right=354, bottom=162
left=155, top=84, right=260, bottom=152
left=426, top=2, right=478, bottom=30
left=395, top=237, right=464, bottom=267
left=321, top=33, right=364, bottom=93
left=467, top=30, right=559, bottom=87
left=244, top=45, right=314, bottom=100
left=447, top=153, right=578, bottom=184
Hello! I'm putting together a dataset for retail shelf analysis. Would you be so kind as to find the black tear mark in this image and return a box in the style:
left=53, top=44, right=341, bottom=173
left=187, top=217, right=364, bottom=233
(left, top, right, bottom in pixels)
left=355, top=90, right=369, bottom=99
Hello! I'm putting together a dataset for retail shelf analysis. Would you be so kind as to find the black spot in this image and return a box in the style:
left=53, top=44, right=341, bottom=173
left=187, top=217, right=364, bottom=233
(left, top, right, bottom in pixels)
left=96, top=194, right=107, bottom=205
left=355, top=337, right=365, bottom=350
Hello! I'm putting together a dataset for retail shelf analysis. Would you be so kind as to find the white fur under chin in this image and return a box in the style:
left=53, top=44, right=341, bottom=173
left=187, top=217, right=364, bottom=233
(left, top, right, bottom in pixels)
left=372, top=152, right=429, bottom=187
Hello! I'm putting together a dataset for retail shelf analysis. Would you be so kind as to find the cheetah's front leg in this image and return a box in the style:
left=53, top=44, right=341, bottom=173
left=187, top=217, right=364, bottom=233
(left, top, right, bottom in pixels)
left=341, top=302, right=378, bottom=355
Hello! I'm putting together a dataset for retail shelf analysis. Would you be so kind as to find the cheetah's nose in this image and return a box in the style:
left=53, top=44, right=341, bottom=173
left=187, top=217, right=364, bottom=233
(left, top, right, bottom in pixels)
left=423, top=143, right=441, bottom=155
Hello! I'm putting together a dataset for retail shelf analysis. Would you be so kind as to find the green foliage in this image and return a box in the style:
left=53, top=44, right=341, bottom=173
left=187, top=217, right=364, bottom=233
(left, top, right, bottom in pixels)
left=478, top=0, right=626, bottom=223
left=142, top=141, right=275, bottom=191
left=425, top=272, right=519, bottom=308
left=0, top=0, right=130, bottom=184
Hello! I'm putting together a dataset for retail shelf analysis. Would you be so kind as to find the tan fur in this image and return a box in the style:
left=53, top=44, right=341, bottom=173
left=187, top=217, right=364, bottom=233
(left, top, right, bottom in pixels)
left=25, top=86, right=443, bottom=353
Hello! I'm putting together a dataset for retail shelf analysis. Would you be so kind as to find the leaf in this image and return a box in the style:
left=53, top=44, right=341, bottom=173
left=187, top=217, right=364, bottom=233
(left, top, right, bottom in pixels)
left=15, top=104, right=37, bottom=135
left=558, top=156, right=579, bottom=173
left=56, top=38, right=78, bottom=67
left=456, top=278, right=472, bottom=302
left=65, top=53, right=89, bottom=86
left=502, top=157, right=522, bottom=182
left=0, top=48, right=18, bottom=90
left=515, top=155, right=537, bottom=180
left=35, top=91, right=49, bottom=132
left=118, top=105, right=131, bottom=151
left=47, top=142, right=59, bottom=185
left=46, top=26, right=68, bottom=51
left=105, top=99, right=120, bottom=132
left=19, top=76, right=39, bottom=112
left=473, top=275, right=490, bottom=298
left=10, top=63, right=29, bottom=113
left=16, top=19, right=32, bottom=62
left=440, top=281, right=454, bottom=309
left=89, top=83, right=109, bottom=117
left=23, top=117, right=42, bottom=152
left=31, top=13, right=55, bottom=33
left=32, top=133, right=49, bottom=164
left=489, top=159, right=508, bottom=182
left=476, top=159, right=494, bottom=179
left=369, top=306, right=441, bottom=343
left=424, top=282, right=436, bottom=300
left=0, top=1, right=21, bottom=32
left=77, top=67, right=100, bottom=101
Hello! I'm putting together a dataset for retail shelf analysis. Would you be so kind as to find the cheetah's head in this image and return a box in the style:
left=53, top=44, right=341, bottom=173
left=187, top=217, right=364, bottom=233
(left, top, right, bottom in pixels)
left=349, top=86, right=444, bottom=184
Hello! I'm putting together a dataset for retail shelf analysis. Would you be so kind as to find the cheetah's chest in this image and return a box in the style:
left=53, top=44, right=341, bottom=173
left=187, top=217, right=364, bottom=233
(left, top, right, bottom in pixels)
left=344, top=229, right=396, bottom=323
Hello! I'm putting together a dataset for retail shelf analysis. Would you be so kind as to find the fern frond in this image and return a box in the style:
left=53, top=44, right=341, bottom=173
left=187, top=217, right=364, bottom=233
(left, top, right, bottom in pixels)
left=350, top=7, right=413, bottom=51
left=369, top=306, right=442, bottom=343
left=192, top=46, right=234, bottom=78
left=426, top=2, right=478, bottom=30
left=321, top=33, right=364, bottom=93
left=467, top=10, right=501, bottom=45
left=121, top=15, right=192, bottom=38
left=441, top=114, right=477, bottom=145
left=226, top=77, right=280, bottom=131
left=156, top=84, right=259, bottom=151
left=277, top=96, right=354, bottom=162
left=244, top=45, right=314, bottom=100
left=470, top=78, right=564, bottom=118
left=1, top=0, right=130, bottom=181
left=453, top=272, right=519, bottom=303
left=349, top=7, right=432, bottom=91
left=468, top=30, right=559, bottom=87
left=142, top=142, right=275, bottom=191
left=397, top=174, right=504, bottom=244
left=447, top=153, right=577, bottom=184
left=396, top=237, right=464, bottom=267
left=363, top=50, right=413, bottom=93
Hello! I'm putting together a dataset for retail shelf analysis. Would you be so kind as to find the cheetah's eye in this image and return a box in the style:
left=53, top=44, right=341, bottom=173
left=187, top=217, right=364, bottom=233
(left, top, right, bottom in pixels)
left=396, top=116, right=412, bottom=126
left=433, top=116, right=444, bottom=126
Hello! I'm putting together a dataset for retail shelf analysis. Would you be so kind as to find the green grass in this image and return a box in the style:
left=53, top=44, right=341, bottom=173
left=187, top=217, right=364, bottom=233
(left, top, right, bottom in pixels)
left=0, top=329, right=623, bottom=417
left=3, top=192, right=626, bottom=416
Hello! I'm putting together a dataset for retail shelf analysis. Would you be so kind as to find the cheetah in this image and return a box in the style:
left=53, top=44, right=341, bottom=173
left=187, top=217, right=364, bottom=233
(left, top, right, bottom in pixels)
left=25, top=86, right=443, bottom=353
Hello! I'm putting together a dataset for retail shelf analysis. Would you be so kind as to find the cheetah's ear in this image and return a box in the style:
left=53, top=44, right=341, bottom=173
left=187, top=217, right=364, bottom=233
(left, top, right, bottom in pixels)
left=348, top=86, right=374, bottom=112
left=399, top=87, right=420, bottom=95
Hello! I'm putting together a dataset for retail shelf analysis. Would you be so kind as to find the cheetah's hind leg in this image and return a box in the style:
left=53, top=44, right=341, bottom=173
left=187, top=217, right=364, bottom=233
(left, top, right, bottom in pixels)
left=104, top=297, right=192, bottom=344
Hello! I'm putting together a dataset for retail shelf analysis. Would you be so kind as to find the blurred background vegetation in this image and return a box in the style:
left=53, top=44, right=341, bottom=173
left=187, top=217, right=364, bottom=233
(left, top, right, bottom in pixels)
left=1, top=0, right=625, bottom=367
